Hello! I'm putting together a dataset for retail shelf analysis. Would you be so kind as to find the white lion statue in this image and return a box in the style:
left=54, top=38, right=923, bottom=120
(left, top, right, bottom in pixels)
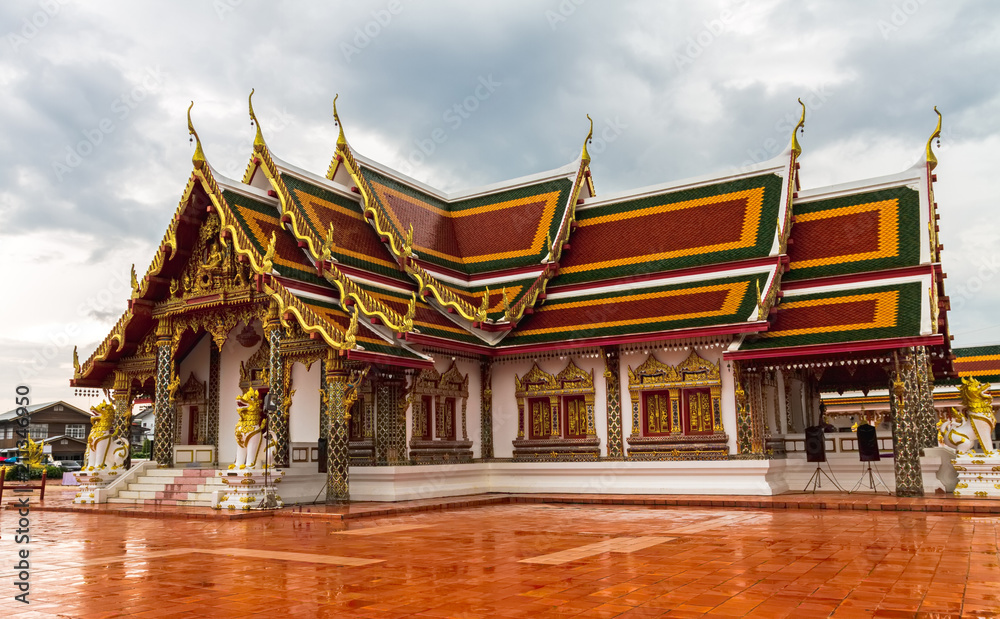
left=83, top=401, right=128, bottom=471
left=230, top=387, right=276, bottom=470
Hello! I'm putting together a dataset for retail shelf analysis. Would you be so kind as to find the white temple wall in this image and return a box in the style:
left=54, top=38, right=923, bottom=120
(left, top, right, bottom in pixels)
left=217, top=320, right=262, bottom=464
left=491, top=358, right=530, bottom=458
left=288, top=361, right=321, bottom=444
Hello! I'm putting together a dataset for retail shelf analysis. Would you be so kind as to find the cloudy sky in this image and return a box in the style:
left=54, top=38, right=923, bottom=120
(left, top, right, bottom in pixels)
left=1, top=0, right=998, bottom=409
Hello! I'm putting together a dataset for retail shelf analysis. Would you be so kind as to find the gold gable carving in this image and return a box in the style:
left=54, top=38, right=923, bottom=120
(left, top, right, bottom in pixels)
left=178, top=372, right=206, bottom=402
left=516, top=359, right=595, bottom=398
left=414, top=362, right=468, bottom=398
left=628, top=350, right=720, bottom=391
left=239, top=338, right=269, bottom=390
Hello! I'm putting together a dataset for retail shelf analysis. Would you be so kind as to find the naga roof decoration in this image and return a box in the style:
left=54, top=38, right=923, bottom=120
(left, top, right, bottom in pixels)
left=77, top=99, right=950, bottom=384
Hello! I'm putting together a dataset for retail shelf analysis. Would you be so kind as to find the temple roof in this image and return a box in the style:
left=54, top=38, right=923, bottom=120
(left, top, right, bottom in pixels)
left=73, top=98, right=952, bottom=384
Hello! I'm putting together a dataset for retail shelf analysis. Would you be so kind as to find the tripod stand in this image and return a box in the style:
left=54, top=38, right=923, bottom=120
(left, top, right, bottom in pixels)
left=803, top=461, right=845, bottom=493
left=850, top=461, right=891, bottom=494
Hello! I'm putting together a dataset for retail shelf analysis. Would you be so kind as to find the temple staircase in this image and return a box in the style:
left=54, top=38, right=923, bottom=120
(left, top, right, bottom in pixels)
left=108, top=468, right=222, bottom=507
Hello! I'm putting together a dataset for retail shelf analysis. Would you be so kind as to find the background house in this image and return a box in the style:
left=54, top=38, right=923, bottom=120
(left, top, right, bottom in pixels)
left=0, top=401, right=92, bottom=461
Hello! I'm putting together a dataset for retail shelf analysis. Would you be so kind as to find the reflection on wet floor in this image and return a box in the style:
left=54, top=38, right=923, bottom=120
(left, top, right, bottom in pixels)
left=1, top=499, right=997, bottom=617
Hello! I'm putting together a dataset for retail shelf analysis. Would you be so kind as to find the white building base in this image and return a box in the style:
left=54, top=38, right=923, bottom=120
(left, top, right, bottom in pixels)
left=349, top=460, right=792, bottom=502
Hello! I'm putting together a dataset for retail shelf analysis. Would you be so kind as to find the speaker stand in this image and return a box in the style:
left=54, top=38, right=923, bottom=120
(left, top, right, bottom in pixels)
left=803, top=462, right=845, bottom=493
left=849, top=462, right=892, bottom=495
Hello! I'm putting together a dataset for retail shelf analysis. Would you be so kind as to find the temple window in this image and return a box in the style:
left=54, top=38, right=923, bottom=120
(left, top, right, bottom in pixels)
left=643, top=391, right=672, bottom=435
left=408, top=363, right=473, bottom=463
left=513, top=359, right=600, bottom=460
left=627, top=350, right=729, bottom=458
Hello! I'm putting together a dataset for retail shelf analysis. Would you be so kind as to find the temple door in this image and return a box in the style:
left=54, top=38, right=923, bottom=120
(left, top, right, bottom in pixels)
left=187, top=405, right=200, bottom=445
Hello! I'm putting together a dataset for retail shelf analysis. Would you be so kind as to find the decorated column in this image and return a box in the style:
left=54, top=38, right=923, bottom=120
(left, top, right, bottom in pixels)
left=325, top=352, right=350, bottom=503
left=265, top=305, right=289, bottom=466
left=111, top=371, right=134, bottom=469
left=891, top=348, right=925, bottom=497
left=152, top=320, right=176, bottom=467
left=480, top=358, right=494, bottom=459
left=208, top=343, right=221, bottom=465
left=601, top=346, right=624, bottom=459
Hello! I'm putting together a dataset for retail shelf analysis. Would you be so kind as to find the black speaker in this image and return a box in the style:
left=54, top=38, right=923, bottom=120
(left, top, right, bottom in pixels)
left=317, top=438, right=328, bottom=473
left=857, top=424, right=880, bottom=462
left=805, top=426, right=826, bottom=463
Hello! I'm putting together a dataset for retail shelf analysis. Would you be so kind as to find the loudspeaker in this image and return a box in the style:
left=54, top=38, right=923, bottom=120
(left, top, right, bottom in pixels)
left=857, top=424, right=880, bottom=462
left=805, top=426, right=827, bottom=463
left=317, top=438, right=328, bottom=473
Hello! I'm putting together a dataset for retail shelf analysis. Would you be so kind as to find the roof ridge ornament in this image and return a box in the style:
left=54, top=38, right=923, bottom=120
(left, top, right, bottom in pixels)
left=581, top=114, right=594, bottom=162
left=333, top=94, right=347, bottom=148
left=926, top=106, right=942, bottom=171
left=187, top=102, right=207, bottom=168
left=790, top=98, right=806, bottom=157
left=248, top=88, right=266, bottom=151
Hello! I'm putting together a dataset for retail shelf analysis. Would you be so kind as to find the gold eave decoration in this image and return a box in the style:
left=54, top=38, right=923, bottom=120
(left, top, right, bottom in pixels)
left=322, top=95, right=483, bottom=324
left=246, top=116, right=413, bottom=334
left=926, top=106, right=942, bottom=171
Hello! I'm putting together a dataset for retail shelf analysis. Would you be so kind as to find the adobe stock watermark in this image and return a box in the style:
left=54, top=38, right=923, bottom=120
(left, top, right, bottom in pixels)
left=736, top=83, right=833, bottom=173
left=341, top=0, right=408, bottom=63
left=545, top=0, right=588, bottom=30
left=6, top=0, right=73, bottom=54
left=673, top=0, right=751, bottom=71
left=877, top=0, right=930, bottom=40
left=51, top=66, right=167, bottom=183
left=11, top=384, right=33, bottom=604
left=396, top=75, right=502, bottom=176
left=948, top=255, right=1000, bottom=313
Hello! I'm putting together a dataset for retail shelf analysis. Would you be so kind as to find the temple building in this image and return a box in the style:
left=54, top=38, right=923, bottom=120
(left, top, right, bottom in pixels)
left=69, top=95, right=954, bottom=504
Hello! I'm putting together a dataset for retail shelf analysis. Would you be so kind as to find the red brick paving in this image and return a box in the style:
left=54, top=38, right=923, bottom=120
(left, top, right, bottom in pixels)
left=1, top=488, right=998, bottom=617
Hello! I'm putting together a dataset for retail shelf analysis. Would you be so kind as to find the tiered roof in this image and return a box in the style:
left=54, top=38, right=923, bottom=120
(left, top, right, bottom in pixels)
left=73, top=96, right=952, bottom=386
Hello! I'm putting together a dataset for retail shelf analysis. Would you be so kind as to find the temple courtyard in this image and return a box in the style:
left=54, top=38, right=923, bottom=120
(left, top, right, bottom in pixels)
left=3, top=493, right=999, bottom=618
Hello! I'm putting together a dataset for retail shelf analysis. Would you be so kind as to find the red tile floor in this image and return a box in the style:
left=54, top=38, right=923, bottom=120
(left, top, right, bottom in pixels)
left=2, top=490, right=999, bottom=618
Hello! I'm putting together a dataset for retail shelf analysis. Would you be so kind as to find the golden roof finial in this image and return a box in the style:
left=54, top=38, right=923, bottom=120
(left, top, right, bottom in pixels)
left=333, top=94, right=347, bottom=148
left=73, top=345, right=80, bottom=377
left=249, top=88, right=266, bottom=151
left=926, top=106, right=942, bottom=171
left=791, top=98, right=806, bottom=157
left=581, top=114, right=594, bottom=162
left=187, top=102, right=206, bottom=168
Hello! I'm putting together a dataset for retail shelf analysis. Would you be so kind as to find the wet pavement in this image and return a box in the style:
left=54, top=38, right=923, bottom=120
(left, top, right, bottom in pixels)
left=1, top=490, right=998, bottom=617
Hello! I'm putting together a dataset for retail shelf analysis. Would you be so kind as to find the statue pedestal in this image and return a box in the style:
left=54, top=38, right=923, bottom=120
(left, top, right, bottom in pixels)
left=72, top=467, right=123, bottom=504
left=214, top=468, right=284, bottom=510
left=953, top=453, right=1000, bottom=498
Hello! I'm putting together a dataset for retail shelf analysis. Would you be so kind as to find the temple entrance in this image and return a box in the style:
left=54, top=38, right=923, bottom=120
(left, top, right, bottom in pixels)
left=173, top=373, right=215, bottom=467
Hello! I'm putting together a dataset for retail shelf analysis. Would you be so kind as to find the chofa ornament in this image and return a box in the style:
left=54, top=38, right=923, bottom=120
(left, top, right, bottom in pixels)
left=230, top=386, right=277, bottom=469
left=83, top=401, right=129, bottom=471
